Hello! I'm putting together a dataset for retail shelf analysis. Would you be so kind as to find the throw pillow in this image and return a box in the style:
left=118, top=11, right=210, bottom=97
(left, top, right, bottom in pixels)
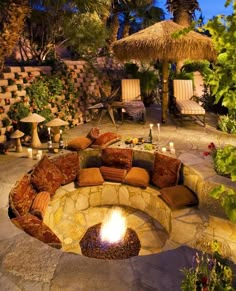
left=30, top=191, right=51, bottom=220
left=30, top=155, right=64, bottom=196
left=51, top=152, right=79, bottom=185
left=101, top=148, right=133, bottom=170
left=91, top=132, right=121, bottom=149
left=87, top=127, right=100, bottom=140
left=67, top=136, right=93, bottom=151
left=100, top=166, right=127, bottom=182
left=77, top=168, right=104, bottom=186
left=160, top=185, right=198, bottom=209
left=124, top=167, right=150, bottom=188
left=152, top=152, right=181, bottom=189
left=11, top=213, right=62, bottom=249
left=9, top=174, right=37, bottom=217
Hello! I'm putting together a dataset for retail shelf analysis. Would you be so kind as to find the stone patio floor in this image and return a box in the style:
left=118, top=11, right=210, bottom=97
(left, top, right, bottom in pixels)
left=0, top=105, right=236, bottom=290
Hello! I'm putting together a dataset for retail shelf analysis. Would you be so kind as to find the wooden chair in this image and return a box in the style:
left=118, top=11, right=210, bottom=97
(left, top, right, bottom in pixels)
left=172, top=79, right=205, bottom=127
left=121, top=79, right=146, bottom=123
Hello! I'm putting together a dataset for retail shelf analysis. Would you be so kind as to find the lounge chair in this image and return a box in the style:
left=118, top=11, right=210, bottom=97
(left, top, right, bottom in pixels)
left=172, top=79, right=205, bottom=127
left=120, top=79, right=146, bottom=123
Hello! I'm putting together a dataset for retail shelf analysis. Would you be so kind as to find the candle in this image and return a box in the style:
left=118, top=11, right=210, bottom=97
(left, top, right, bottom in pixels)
left=37, top=150, right=43, bottom=159
left=169, top=142, right=174, bottom=149
left=157, top=123, right=160, bottom=134
left=27, top=148, right=33, bottom=158
left=60, top=129, right=62, bottom=134
left=170, top=148, right=176, bottom=155
left=161, top=147, right=167, bottom=153
left=150, top=123, right=154, bottom=129
left=48, top=127, right=51, bottom=134
left=36, top=153, right=41, bottom=160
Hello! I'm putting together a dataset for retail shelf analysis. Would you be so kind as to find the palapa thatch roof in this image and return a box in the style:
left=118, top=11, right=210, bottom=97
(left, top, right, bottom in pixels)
left=112, top=20, right=216, bottom=63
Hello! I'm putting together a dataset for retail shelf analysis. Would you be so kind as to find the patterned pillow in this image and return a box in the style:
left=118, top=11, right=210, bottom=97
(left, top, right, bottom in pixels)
left=9, top=174, right=37, bottom=217
left=30, top=155, right=64, bottom=196
left=91, top=132, right=121, bottom=149
left=77, top=168, right=104, bottom=186
left=87, top=127, right=100, bottom=140
left=124, top=167, right=150, bottom=188
left=152, top=152, right=181, bottom=189
left=100, top=166, right=127, bottom=182
left=160, top=185, right=198, bottom=209
left=51, top=152, right=79, bottom=185
left=30, top=191, right=51, bottom=220
left=101, top=148, right=133, bottom=171
left=68, top=136, right=93, bottom=150
left=11, top=213, right=62, bottom=249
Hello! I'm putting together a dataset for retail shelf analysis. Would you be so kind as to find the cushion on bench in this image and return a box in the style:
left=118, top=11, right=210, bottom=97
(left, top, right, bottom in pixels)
left=176, top=100, right=205, bottom=115
left=51, top=152, right=79, bottom=185
left=100, top=166, right=127, bottom=182
left=91, top=132, right=121, bottom=149
left=67, top=136, right=93, bottom=150
left=124, top=167, right=150, bottom=188
left=77, top=168, right=104, bottom=186
left=160, top=185, right=198, bottom=209
left=101, top=148, right=133, bottom=171
left=30, top=155, right=64, bottom=196
left=9, top=174, right=37, bottom=217
left=11, top=213, right=62, bottom=249
left=30, top=191, right=51, bottom=220
left=152, top=152, right=181, bottom=189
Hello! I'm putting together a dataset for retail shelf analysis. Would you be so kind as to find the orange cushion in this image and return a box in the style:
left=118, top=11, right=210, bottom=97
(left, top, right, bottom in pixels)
left=30, top=191, right=50, bottom=220
left=30, top=155, right=64, bottom=196
left=152, top=152, right=181, bottom=189
left=160, top=185, right=198, bottom=209
left=101, top=148, right=133, bottom=170
left=68, top=136, right=93, bottom=150
left=124, top=167, right=150, bottom=188
left=91, top=132, right=121, bottom=149
left=9, top=174, right=37, bottom=217
left=100, top=166, right=127, bottom=182
left=51, top=152, right=79, bottom=185
left=77, top=168, right=104, bottom=186
left=87, top=127, right=100, bottom=140
left=11, top=213, right=62, bottom=249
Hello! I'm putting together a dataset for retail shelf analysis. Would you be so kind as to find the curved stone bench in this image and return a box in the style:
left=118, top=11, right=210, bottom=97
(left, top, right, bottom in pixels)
left=8, top=148, right=236, bottom=263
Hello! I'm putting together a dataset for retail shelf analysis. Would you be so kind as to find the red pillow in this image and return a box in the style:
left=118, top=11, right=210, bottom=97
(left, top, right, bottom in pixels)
left=152, top=152, right=181, bottom=189
left=91, top=132, right=121, bottom=149
left=101, top=148, right=133, bottom=171
left=30, top=155, right=64, bottom=196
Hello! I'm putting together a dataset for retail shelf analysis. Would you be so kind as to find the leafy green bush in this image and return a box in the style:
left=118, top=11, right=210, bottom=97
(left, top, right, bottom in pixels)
left=218, top=115, right=236, bottom=134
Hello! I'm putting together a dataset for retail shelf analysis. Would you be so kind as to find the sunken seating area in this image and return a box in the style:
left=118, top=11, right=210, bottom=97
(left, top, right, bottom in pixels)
left=8, top=149, right=200, bottom=249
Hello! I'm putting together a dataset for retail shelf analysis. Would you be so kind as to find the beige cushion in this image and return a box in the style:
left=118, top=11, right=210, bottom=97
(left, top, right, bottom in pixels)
left=124, top=167, right=150, bottom=188
left=160, top=185, right=198, bottom=209
left=176, top=100, right=205, bottom=115
left=68, top=136, right=93, bottom=150
left=77, top=168, right=104, bottom=186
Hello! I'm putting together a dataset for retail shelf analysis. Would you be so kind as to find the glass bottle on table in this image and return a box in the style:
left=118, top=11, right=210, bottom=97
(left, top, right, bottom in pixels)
left=47, top=127, right=53, bottom=152
left=59, top=129, right=64, bottom=150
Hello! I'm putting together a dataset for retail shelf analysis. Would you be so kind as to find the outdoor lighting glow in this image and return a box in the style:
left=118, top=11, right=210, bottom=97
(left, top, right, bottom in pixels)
left=100, top=209, right=127, bottom=243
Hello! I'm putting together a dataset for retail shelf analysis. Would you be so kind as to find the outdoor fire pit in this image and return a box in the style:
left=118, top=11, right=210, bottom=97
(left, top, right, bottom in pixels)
left=79, top=209, right=141, bottom=259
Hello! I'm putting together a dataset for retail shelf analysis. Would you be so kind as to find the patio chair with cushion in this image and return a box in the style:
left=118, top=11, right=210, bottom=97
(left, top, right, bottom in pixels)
left=120, top=79, right=146, bottom=123
left=172, top=79, right=205, bottom=127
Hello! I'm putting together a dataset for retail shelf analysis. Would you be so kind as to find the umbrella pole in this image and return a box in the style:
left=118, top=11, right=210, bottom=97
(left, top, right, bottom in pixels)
left=161, top=60, right=169, bottom=123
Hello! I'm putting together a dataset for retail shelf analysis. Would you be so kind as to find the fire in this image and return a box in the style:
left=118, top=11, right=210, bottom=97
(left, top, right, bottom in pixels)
left=100, top=209, right=127, bottom=243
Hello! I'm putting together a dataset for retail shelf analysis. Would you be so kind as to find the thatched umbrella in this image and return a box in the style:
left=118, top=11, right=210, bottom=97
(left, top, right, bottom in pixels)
left=112, top=20, right=216, bottom=122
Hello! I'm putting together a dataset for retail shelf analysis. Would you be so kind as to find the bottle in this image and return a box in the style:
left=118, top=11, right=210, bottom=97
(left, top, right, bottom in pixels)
left=59, top=129, right=64, bottom=150
left=47, top=127, right=53, bottom=152
left=148, top=128, right=153, bottom=143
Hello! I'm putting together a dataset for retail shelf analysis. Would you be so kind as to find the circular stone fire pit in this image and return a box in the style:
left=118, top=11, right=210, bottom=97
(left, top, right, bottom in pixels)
left=80, top=223, right=141, bottom=259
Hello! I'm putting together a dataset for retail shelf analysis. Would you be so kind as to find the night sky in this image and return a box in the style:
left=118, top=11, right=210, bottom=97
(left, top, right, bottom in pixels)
left=155, top=0, right=233, bottom=22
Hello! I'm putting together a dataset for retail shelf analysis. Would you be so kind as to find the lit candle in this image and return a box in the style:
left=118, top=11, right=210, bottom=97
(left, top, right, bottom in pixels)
left=150, top=123, right=154, bottom=129
left=169, top=142, right=174, bottom=149
left=161, top=147, right=167, bottom=153
left=27, top=148, right=33, bottom=158
left=37, top=150, right=42, bottom=159
left=170, top=148, right=176, bottom=155
left=36, top=153, right=41, bottom=160
left=157, top=123, right=160, bottom=134
left=48, top=127, right=51, bottom=134
left=60, top=129, right=62, bottom=134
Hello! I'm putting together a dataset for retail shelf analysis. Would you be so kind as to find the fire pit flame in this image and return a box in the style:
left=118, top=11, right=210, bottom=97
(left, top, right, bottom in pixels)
left=100, top=209, right=127, bottom=243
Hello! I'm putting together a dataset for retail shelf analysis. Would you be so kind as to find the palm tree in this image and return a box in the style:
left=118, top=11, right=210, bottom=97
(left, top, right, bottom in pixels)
left=166, top=0, right=200, bottom=27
